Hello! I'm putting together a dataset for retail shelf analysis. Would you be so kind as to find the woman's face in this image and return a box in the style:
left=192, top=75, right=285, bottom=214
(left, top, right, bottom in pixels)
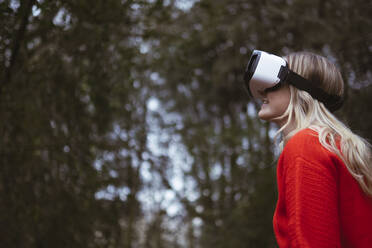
left=258, top=84, right=291, bottom=126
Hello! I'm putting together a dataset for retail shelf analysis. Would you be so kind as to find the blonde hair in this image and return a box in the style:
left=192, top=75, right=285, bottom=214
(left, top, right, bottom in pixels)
left=276, top=52, right=372, bottom=196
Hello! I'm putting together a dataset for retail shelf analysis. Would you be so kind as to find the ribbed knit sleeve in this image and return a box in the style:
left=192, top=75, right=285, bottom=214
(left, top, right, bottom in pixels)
left=274, top=128, right=372, bottom=248
left=284, top=156, right=341, bottom=247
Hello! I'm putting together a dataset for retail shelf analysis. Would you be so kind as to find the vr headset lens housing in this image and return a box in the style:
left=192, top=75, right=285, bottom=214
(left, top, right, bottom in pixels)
left=244, top=50, right=286, bottom=99
left=243, top=50, right=343, bottom=112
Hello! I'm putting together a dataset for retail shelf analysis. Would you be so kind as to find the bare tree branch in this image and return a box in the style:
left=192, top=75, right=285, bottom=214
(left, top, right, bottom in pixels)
left=1, top=0, right=36, bottom=96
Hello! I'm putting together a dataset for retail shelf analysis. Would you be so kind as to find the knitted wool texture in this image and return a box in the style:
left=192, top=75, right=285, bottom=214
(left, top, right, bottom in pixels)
left=273, top=128, right=372, bottom=248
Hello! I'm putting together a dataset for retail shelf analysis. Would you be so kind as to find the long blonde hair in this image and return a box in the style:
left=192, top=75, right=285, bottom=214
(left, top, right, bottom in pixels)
left=276, top=51, right=372, bottom=196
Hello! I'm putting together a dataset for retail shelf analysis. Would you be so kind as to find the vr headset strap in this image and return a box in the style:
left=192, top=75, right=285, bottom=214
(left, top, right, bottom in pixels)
left=278, top=66, right=343, bottom=112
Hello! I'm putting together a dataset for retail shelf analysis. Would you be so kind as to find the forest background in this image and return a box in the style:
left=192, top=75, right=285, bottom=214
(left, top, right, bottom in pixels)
left=1, top=0, right=371, bottom=247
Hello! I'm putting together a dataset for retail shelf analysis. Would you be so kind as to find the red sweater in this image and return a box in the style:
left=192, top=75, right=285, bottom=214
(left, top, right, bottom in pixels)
left=273, top=128, right=372, bottom=247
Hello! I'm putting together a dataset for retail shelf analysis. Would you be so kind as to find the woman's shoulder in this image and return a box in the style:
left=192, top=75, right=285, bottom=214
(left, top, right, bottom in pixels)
left=280, top=127, right=342, bottom=174
left=282, top=127, right=334, bottom=162
left=285, top=128, right=319, bottom=150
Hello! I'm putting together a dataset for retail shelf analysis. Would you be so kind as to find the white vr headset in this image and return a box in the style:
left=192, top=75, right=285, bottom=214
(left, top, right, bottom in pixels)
left=244, top=50, right=343, bottom=112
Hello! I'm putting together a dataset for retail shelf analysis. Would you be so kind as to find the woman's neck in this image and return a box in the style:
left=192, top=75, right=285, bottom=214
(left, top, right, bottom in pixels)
left=278, top=120, right=296, bottom=145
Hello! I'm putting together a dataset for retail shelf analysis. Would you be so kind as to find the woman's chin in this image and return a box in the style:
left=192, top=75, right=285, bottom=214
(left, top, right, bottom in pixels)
left=258, top=111, right=287, bottom=127
left=258, top=110, right=271, bottom=120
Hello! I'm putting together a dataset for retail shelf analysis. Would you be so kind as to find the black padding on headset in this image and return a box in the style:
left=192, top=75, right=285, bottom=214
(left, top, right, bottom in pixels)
left=244, top=52, right=261, bottom=97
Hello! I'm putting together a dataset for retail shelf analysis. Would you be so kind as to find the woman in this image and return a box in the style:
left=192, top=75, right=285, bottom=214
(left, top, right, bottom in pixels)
left=245, top=51, right=372, bottom=247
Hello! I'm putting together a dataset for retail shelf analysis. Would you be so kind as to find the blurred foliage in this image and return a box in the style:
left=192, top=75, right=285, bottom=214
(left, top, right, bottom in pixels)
left=1, top=0, right=151, bottom=247
left=146, top=0, right=372, bottom=247
left=0, top=0, right=371, bottom=247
